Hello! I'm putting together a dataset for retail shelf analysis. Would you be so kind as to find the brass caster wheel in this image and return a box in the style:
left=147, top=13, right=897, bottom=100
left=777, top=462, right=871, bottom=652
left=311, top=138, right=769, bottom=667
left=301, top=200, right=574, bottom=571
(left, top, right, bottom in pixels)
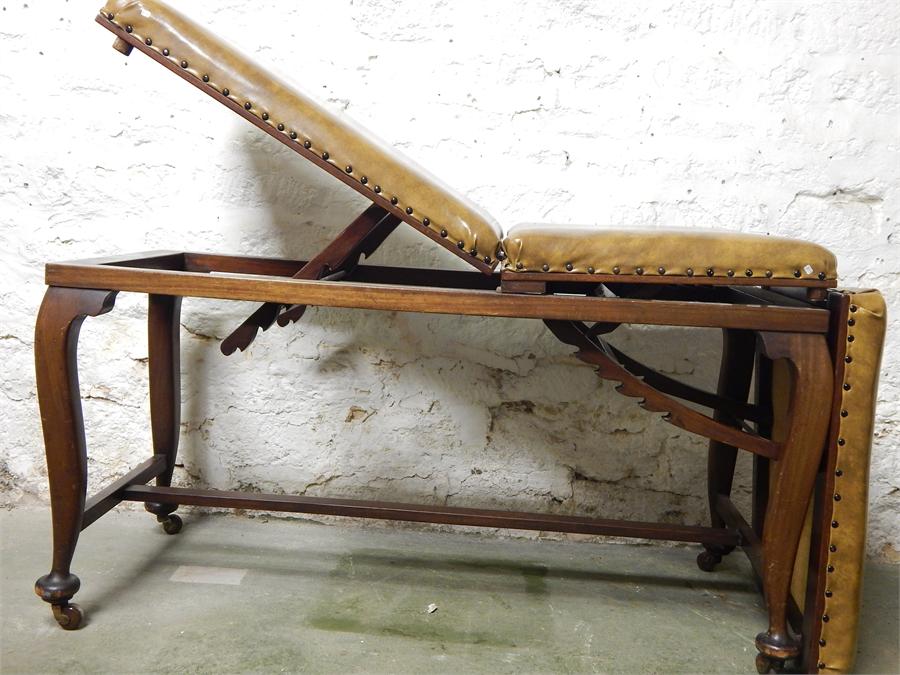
left=696, top=549, right=722, bottom=572
left=159, top=513, right=183, bottom=535
left=52, top=602, right=84, bottom=630
left=755, top=653, right=787, bottom=674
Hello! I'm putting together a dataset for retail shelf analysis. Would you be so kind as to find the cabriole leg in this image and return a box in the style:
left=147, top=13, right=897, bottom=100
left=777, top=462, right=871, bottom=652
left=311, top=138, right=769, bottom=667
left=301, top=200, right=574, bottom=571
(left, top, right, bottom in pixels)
left=698, top=328, right=756, bottom=572
left=143, top=294, right=183, bottom=535
left=754, top=332, right=833, bottom=666
left=33, top=286, right=118, bottom=630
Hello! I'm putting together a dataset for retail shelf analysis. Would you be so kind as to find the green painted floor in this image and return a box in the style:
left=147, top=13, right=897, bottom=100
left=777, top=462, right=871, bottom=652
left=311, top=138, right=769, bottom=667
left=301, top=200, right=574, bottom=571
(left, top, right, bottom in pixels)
left=1, top=508, right=897, bottom=674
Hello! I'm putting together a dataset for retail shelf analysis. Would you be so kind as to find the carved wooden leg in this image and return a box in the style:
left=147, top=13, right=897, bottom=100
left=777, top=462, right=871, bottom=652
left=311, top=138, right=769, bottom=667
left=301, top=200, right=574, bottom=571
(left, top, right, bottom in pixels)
left=698, top=329, right=757, bottom=572
left=144, top=294, right=183, bottom=534
left=33, top=286, right=118, bottom=630
left=754, top=332, right=833, bottom=668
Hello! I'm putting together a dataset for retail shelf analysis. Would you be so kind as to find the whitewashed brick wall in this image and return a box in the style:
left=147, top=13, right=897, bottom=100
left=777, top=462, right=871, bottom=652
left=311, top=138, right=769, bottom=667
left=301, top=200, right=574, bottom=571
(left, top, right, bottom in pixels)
left=1, top=0, right=897, bottom=559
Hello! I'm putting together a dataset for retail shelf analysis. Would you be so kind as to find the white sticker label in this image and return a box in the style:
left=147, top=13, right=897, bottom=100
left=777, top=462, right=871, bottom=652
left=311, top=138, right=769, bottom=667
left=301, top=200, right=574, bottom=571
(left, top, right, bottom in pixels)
left=140, top=8, right=151, bottom=17
left=803, top=264, right=814, bottom=275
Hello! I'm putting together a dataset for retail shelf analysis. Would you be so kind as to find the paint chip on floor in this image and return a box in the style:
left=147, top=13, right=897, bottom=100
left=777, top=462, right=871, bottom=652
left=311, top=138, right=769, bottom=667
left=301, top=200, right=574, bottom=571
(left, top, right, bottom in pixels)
left=170, top=565, right=248, bottom=585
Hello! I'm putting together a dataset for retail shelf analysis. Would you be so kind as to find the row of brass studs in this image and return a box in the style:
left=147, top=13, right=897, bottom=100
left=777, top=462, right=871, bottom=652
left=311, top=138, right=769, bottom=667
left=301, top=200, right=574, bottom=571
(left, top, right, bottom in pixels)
left=106, top=13, right=493, bottom=265
left=818, top=302, right=861, bottom=670
left=507, top=263, right=826, bottom=279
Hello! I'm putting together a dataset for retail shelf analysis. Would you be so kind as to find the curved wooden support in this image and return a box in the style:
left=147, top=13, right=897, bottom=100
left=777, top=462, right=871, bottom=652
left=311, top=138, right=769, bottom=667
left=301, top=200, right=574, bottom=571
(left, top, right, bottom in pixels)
left=545, top=320, right=779, bottom=458
left=144, top=294, right=183, bottom=522
left=33, top=286, right=118, bottom=628
left=754, top=331, right=833, bottom=662
left=606, top=341, right=765, bottom=425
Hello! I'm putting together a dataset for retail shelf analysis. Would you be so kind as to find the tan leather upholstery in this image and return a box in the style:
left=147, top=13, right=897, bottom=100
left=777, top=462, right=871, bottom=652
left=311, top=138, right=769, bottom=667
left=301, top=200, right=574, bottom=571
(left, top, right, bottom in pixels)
left=99, top=0, right=503, bottom=266
left=815, top=289, right=886, bottom=674
left=502, top=225, right=838, bottom=282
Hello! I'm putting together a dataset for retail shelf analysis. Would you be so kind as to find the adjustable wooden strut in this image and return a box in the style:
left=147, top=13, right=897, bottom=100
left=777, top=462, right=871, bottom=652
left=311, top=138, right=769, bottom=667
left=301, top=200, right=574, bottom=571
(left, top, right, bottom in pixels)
left=544, top=320, right=779, bottom=458
left=221, top=204, right=400, bottom=355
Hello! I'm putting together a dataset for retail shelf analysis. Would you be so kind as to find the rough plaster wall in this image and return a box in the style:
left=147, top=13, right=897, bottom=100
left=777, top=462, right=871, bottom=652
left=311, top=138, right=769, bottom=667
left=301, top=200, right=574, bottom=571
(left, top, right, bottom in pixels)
left=1, top=1, right=897, bottom=558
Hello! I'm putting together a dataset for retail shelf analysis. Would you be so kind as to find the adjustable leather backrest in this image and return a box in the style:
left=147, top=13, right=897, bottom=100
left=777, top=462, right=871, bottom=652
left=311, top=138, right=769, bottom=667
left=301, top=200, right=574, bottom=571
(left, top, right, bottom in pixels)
left=99, top=0, right=504, bottom=271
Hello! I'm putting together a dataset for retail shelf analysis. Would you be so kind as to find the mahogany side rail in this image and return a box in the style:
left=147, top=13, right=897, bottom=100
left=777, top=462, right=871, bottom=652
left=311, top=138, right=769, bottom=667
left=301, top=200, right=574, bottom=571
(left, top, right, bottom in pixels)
left=31, top=250, right=885, bottom=674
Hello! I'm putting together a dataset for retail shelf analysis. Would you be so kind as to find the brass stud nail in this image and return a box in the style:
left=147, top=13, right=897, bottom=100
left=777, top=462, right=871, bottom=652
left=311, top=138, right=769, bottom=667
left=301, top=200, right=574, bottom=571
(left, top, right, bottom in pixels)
left=277, top=123, right=285, bottom=131
left=483, top=256, right=491, bottom=264
left=847, top=335, right=854, bottom=342
left=145, top=38, right=152, bottom=46
left=844, top=355, right=852, bottom=363
left=244, top=101, right=252, bottom=110
left=686, top=268, right=694, bottom=276
left=765, top=270, right=773, bottom=278
left=181, top=60, right=189, bottom=69
left=794, top=269, right=801, bottom=277
left=262, top=112, right=269, bottom=120
left=440, top=229, right=447, bottom=237
left=322, top=151, right=329, bottom=160
left=838, top=438, right=845, bottom=446
left=391, top=196, right=398, bottom=205
left=818, top=662, right=826, bottom=670
left=834, top=494, right=841, bottom=501
left=587, top=266, right=595, bottom=274
left=202, top=74, right=210, bottom=82
left=423, top=217, right=430, bottom=226
left=516, top=262, right=524, bottom=270
left=848, top=318, right=855, bottom=326
left=345, top=165, right=353, bottom=173
left=726, top=269, right=735, bottom=277
left=457, top=241, right=465, bottom=249
left=636, top=267, right=644, bottom=275
left=542, top=264, right=550, bottom=272
left=497, top=250, right=507, bottom=261
left=566, top=262, right=573, bottom=271
left=125, top=24, right=133, bottom=33
left=290, top=131, right=298, bottom=140
left=830, top=544, right=837, bottom=552
left=162, top=48, right=170, bottom=56
left=850, top=304, right=858, bottom=312
left=374, top=185, right=381, bottom=193
left=361, top=176, right=368, bottom=184
left=822, top=614, right=830, bottom=622
left=745, top=269, right=753, bottom=277
left=469, top=248, right=477, bottom=257
left=824, top=590, right=833, bottom=597
left=222, top=88, right=230, bottom=96
left=832, top=520, right=839, bottom=527
left=827, top=564, right=835, bottom=572
left=818, top=271, right=827, bottom=280
left=658, top=266, right=666, bottom=275
left=406, top=207, right=413, bottom=215
left=613, top=266, right=620, bottom=274
left=840, top=410, right=848, bottom=417
left=819, top=639, right=826, bottom=647
left=302, top=139, right=310, bottom=147
left=706, top=267, right=714, bottom=276
left=835, top=469, right=843, bottom=477
left=843, top=383, right=851, bottom=391
left=107, top=12, right=114, bottom=20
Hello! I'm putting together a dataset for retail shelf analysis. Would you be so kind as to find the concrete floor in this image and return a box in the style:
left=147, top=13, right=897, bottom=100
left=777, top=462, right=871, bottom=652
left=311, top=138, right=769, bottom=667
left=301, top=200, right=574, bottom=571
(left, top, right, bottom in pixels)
left=1, top=508, right=897, bottom=674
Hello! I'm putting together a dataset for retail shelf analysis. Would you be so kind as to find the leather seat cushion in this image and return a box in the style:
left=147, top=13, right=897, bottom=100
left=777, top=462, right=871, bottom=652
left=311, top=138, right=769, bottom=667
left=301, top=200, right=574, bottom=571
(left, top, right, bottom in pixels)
left=100, top=0, right=503, bottom=262
left=502, top=225, right=838, bottom=282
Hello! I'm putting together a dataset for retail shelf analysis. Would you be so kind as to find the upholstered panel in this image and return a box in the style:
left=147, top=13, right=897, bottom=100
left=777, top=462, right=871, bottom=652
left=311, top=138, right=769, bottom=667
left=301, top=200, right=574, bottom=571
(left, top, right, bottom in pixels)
left=815, top=289, right=886, bottom=674
left=98, top=0, right=503, bottom=267
left=502, top=225, right=838, bottom=282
